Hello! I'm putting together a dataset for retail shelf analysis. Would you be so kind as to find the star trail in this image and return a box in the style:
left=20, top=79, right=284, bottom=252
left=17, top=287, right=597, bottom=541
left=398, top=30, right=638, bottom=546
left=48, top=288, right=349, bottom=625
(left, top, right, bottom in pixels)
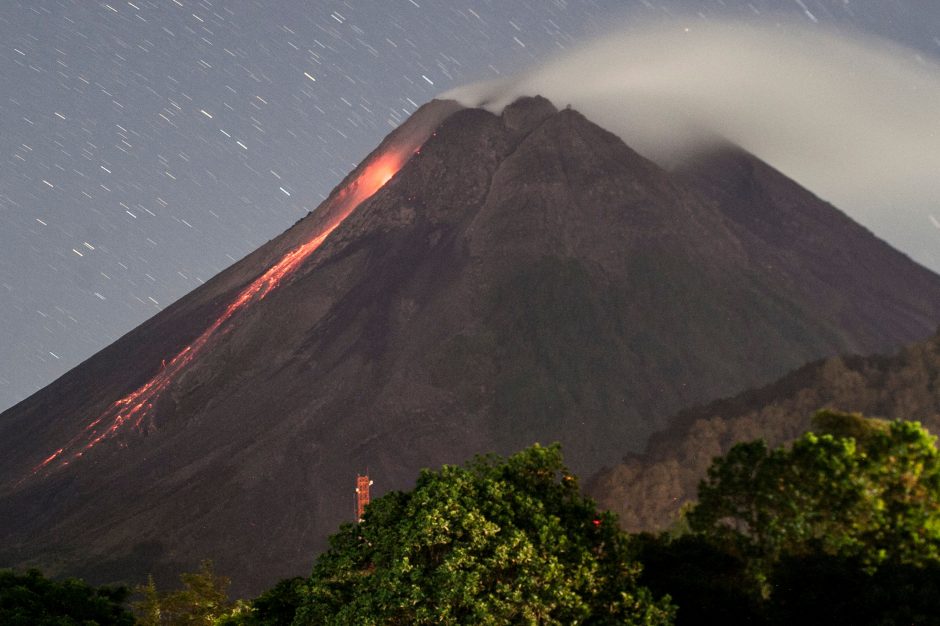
left=1, top=1, right=938, bottom=413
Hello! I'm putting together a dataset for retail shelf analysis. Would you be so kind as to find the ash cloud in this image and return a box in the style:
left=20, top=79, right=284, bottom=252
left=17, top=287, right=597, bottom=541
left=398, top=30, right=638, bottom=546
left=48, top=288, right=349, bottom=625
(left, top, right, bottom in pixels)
left=443, top=21, right=940, bottom=272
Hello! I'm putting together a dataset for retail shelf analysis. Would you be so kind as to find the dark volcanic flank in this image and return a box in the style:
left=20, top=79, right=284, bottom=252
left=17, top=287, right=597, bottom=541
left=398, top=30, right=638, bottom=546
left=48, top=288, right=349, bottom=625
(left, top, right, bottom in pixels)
left=2, top=96, right=940, bottom=595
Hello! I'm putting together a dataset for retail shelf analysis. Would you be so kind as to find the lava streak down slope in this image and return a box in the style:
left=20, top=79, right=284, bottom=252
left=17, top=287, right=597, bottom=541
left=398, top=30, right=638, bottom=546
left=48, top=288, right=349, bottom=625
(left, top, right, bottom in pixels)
left=3, top=96, right=940, bottom=595
left=0, top=98, right=460, bottom=582
left=30, top=150, right=410, bottom=477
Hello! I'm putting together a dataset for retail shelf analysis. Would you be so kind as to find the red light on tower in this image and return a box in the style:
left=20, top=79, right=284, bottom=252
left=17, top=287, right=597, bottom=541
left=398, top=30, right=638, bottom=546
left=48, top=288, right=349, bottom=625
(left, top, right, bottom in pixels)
left=355, top=474, right=373, bottom=522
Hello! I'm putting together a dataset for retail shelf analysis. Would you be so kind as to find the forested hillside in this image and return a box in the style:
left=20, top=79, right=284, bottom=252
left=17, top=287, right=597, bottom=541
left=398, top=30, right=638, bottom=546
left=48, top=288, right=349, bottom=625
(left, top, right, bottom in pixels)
left=588, top=330, right=940, bottom=531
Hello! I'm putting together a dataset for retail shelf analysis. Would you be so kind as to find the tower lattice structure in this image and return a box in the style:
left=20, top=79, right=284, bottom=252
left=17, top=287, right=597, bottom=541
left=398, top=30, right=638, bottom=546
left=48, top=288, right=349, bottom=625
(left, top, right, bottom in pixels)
left=355, top=474, right=372, bottom=522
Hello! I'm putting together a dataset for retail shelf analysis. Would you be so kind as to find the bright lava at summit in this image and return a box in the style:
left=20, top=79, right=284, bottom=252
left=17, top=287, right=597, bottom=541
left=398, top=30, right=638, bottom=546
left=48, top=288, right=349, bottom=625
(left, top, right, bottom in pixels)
left=31, top=151, right=408, bottom=477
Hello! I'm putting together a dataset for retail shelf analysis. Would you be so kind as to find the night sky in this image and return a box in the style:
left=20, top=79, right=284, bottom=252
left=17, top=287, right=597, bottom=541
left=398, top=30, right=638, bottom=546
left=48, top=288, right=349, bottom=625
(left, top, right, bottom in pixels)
left=1, top=1, right=938, bottom=413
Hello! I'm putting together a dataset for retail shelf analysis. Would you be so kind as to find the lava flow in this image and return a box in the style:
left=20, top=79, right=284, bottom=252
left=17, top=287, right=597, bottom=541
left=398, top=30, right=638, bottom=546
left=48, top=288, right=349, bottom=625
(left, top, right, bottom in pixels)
left=31, top=151, right=407, bottom=476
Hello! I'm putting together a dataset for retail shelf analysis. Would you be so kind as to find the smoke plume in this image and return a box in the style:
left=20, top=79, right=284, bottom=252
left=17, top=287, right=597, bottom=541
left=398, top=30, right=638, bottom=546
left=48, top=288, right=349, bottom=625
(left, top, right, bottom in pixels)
left=443, top=21, right=940, bottom=272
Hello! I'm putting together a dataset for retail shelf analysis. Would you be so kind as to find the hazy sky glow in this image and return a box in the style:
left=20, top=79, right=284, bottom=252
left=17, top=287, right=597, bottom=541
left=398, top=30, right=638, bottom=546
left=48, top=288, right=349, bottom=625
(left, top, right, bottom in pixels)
left=444, top=20, right=940, bottom=273
left=1, top=1, right=938, bottom=413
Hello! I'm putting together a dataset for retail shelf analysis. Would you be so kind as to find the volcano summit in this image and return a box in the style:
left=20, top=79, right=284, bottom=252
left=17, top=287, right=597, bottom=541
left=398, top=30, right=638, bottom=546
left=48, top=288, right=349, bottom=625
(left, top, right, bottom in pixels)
left=2, top=96, right=940, bottom=594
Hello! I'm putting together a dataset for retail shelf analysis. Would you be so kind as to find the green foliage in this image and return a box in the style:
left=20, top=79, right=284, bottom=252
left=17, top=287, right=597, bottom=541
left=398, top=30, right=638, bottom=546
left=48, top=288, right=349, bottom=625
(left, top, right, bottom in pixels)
left=294, top=444, right=674, bottom=625
left=218, top=577, right=306, bottom=626
left=685, top=409, right=940, bottom=608
left=131, top=560, right=232, bottom=625
left=0, top=568, right=134, bottom=625
left=626, top=411, right=940, bottom=624
left=250, top=577, right=306, bottom=625
left=134, top=575, right=161, bottom=626
left=688, top=410, right=940, bottom=577
left=212, top=599, right=254, bottom=625
left=809, top=409, right=890, bottom=443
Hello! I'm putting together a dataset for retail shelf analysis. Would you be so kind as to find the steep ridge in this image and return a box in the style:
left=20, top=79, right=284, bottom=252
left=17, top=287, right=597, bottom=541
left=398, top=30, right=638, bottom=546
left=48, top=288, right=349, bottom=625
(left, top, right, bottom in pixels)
left=2, top=96, right=940, bottom=594
left=587, top=329, right=940, bottom=532
left=677, top=145, right=940, bottom=352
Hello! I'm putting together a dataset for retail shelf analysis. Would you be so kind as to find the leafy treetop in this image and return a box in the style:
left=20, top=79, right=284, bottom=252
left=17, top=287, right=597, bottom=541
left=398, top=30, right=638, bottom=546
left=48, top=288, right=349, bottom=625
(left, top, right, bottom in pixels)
left=687, top=410, right=940, bottom=586
left=294, top=443, right=674, bottom=625
left=0, top=568, right=134, bottom=626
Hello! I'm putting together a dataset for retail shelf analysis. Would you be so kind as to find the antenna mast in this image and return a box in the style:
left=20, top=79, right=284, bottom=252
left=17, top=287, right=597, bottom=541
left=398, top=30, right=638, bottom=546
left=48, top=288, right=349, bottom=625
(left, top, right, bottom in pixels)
left=355, top=473, right=373, bottom=522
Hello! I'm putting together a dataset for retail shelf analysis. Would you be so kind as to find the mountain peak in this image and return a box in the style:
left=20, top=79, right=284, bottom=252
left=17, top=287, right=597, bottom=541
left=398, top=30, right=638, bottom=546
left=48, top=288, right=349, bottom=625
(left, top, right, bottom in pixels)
left=500, top=95, right=558, bottom=134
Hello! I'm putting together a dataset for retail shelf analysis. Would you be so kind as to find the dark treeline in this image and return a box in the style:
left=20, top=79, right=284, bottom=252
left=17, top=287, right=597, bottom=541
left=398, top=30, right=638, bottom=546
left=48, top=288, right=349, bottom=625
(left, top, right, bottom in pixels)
left=5, top=410, right=940, bottom=625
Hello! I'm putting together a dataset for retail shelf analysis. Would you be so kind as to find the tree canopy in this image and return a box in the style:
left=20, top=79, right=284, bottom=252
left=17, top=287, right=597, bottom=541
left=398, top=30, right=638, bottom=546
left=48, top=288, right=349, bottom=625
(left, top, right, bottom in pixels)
left=293, top=444, right=674, bottom=625
left=132, top=560, right=237, bottom=626
left=687, top=410, right=940, bottom=578
left=621, top=410, right=940, bottom=626
left=0, top=568, right=134, bottom=626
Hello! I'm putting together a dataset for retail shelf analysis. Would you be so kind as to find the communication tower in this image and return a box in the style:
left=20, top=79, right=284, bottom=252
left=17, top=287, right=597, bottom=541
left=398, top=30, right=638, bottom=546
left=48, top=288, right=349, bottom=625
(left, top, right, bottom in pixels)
left=355, top=474, right=373, bottom=522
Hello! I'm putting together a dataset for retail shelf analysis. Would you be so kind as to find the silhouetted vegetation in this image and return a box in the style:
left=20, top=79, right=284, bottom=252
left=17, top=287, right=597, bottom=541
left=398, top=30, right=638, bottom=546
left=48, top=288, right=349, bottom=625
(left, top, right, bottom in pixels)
left=631, top=534, right=763, bottom=625
left=223, top=577, right=305, bottom=626
left=131, top=560, right=241, bottom=625
left=8, top=411, right=940, bottom=625
left=690, top=411, right=940, bottom=579
left=0, top=568, right=133, bottom=625
left=766, top=552, right=940, bottom=625
left=636, top=411, right=940, bottom=625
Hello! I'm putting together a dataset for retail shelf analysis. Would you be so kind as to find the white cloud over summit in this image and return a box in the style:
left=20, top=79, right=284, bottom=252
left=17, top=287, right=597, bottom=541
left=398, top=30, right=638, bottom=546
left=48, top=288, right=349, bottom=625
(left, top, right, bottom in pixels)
left=444, top=20, right=940, bottom=271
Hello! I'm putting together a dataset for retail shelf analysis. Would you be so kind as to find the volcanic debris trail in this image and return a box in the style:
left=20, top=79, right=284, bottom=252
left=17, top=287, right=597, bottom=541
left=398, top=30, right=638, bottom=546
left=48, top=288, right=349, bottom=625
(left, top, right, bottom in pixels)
left=30, top=151, right=409, bottom=477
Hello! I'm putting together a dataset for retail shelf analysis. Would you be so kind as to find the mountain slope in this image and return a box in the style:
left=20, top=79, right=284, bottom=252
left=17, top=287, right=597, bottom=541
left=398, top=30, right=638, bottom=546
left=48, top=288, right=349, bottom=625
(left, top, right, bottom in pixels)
left=2, top=96, right=940, bottom=594
left=587, top=329, right=940, bottom=532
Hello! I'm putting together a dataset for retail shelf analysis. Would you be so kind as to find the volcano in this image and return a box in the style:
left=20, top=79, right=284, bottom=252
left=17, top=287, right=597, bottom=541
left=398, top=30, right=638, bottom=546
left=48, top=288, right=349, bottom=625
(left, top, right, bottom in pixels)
left=2, top=96, right=940, bottom=594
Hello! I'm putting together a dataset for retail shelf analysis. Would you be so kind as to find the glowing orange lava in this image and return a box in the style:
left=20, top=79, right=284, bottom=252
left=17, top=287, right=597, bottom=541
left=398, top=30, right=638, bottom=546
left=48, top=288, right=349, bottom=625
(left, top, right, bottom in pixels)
left=32, top=151, right=407, bottom=476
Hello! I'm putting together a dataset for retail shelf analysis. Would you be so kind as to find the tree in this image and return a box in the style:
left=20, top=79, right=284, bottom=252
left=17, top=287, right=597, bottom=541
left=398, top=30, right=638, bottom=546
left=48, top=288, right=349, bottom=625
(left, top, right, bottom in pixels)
left=215, top=577, right=306, bottom=626
left=293, top=444, right=674, bottom=625
left=766, top=552, right=940, bottom=626
left=133, top=560, right=232, bottom=625
left=0, top=568, right=134, bottom=625
left=630, top=534, right=762, bottom=626
left=687, top=410, right=940, bottom=585
left=249, top=577, right=306, bottom=625
left=133, top=574, right=162, bottom=626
